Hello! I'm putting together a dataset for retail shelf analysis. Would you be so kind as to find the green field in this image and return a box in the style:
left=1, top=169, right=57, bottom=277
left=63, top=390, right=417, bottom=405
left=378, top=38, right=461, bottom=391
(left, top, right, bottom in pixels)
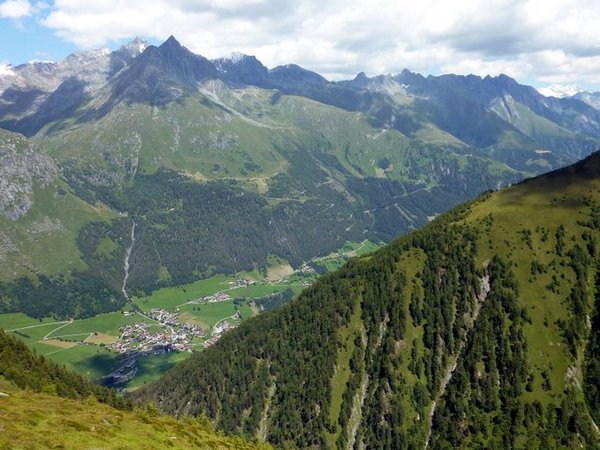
left=133, top=274, right=238, bottom=311
left=229, top=281, right=305, bottom=298
left=179, top=299, right=254, bottom=328
left=49, top=312, right=156, bottom=338
left=0, top=313, right=59, bottom=330
left=1, top=239, right=383, bottom=388
left=314, top=240, right=383, bottom=272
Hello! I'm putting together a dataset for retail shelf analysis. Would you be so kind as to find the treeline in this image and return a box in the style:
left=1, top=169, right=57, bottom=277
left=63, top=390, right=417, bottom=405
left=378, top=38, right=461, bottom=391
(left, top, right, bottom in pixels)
left=0, top=272, right=125, bottom=319
left=87, top=170, right=373, bottom=293
left=76, top=141, right=512, bottom=294
left=254, top=288, right=295, bottom=312
left=584, top=264, right=600, bottom=424
left=431, top=256, right=531, bottom=447
left=354, top=211, right=481, bottom=449
left=0, top=329, right=130, bottom=410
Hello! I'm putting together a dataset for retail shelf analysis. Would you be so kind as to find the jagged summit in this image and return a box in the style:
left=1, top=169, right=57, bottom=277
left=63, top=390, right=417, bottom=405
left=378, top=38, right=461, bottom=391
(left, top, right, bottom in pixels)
left=213, top=52, right=268, bottom=85
left=354, top=71, right=368, bottom=81
left=160, top=35, right=182, bottom=51
left=224, top=51, right=249, bottom=64
left=119, top=36, right=149, bottom=56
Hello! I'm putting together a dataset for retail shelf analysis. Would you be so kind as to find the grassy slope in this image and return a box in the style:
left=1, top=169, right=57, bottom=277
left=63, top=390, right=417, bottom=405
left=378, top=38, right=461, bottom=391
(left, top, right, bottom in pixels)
left=377, top=152, right=600, bottom=438
left=381, top=151, right=600, bottom=441
left=0, top=176, right=115, bottom=281
left=464, top=156, right=600, bottom=402
left=40, top=82, right=520, bottom=192
left=0, top=378, right=269, bottom=450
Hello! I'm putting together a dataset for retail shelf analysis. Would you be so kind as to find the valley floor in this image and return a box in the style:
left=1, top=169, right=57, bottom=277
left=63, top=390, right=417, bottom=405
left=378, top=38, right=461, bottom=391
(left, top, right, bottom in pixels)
left=0, top=240, right=381, bottom=389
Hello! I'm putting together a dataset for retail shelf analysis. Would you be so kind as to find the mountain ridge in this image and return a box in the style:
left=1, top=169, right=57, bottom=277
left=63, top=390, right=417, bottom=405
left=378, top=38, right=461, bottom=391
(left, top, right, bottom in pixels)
left=1, top=34, right=599, bottom=301
left=136, top=150, right=600, bottom=449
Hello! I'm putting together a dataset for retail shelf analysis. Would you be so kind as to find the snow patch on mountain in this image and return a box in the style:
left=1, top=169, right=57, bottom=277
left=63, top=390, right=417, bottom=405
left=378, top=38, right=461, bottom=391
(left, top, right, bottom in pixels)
left=213, top=52, right=250, bottom=73
left=537, top=84, right=584, bottom=98
left=0, top=64, right=15, bottom=76
left=121, top=37, right=148, bottom=55
left=226, top=51, right=247, bottom=64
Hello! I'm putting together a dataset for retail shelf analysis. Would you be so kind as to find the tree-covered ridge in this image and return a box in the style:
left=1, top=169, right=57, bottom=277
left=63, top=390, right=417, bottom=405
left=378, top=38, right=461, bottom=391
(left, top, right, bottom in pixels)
left=136, top=151, right=600, bottom=449
left=0, top=272, right=125, bottom=319
left=0, top=329, right=129, bottom=409
left=74, top=142, right=518, bottom=295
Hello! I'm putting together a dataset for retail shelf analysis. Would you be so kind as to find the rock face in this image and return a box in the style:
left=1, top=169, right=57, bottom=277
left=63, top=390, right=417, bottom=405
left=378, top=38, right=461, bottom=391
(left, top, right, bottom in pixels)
left=0, top=38, right=149, bottom=96
left=0, top=130, right=56, bottom=220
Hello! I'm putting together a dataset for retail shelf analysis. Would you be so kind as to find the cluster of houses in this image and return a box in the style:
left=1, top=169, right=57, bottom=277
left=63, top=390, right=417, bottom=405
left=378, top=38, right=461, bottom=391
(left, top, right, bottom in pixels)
left=228, top=278, right=255, bottom=288
left=202, top=291, right=230, bottom=303
left=297, top=262, right=317, bottom=275
left=202, top=312, right=241, bottom=348
left=110, top=309, right=203, bottom=354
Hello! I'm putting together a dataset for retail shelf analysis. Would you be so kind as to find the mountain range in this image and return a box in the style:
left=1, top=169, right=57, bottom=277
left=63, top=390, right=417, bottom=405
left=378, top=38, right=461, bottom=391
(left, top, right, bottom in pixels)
left=1, top=36, right=600, bottom=300
left=1, top=35, right=600, bottom=449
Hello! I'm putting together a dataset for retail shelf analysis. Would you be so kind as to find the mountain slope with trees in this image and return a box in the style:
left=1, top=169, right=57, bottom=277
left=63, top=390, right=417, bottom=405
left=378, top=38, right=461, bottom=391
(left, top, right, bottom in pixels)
left=0, top=329, right=269, bottom=449
left=136, top=151, right=600, bottom=449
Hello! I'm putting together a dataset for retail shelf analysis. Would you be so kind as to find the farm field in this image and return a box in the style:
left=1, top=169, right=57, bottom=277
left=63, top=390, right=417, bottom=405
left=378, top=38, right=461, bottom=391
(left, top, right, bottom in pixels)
left=0, top=240, right=380, bottom=389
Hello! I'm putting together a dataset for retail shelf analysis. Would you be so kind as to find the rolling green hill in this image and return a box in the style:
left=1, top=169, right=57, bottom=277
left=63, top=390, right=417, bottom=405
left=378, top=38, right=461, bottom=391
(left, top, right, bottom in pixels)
left=136, top=151, right=600, bottom=449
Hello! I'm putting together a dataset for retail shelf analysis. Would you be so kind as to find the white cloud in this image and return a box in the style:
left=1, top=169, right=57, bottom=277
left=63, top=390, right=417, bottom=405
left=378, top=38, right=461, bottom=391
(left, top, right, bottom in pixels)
left=37, top=0, right=600, bottom=89
left=0, top=0, right=32, bottom=18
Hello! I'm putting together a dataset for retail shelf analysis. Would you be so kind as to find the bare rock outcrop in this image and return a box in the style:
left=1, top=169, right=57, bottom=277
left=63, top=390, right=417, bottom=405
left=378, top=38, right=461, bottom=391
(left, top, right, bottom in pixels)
left=0, top=130, right=56, bottom=220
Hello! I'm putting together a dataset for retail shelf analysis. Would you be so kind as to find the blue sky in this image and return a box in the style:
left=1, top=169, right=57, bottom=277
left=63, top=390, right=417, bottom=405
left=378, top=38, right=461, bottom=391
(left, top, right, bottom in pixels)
left=1, top=0, right=600, bottom=91
left=0, top=15, right=72, bottom=63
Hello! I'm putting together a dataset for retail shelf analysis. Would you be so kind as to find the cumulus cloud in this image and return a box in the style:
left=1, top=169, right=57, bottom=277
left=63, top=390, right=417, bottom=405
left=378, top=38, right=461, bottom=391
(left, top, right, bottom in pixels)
left=0, top=0, right=32, bottom=18
left=37, top=0, right=600, bottom=88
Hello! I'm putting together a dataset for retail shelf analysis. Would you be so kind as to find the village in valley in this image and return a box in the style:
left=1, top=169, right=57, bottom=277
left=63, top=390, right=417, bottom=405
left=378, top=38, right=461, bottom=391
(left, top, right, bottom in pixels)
left=1, top=240, right=380, bottom=390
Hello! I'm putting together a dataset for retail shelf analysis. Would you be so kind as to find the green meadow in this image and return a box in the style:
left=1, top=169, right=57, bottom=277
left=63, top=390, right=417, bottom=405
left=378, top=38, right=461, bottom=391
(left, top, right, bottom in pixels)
left=0, top=240, right=379, bottom=388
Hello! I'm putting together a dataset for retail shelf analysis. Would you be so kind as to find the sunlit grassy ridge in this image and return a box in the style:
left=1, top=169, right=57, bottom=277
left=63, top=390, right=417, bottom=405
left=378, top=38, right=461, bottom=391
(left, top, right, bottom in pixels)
left=0, top=378, right=269, bottom=450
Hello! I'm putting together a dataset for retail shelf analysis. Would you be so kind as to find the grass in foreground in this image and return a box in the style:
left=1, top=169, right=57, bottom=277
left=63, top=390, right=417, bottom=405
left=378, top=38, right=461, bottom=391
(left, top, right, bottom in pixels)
left=0, top=378, right=269, bottom=450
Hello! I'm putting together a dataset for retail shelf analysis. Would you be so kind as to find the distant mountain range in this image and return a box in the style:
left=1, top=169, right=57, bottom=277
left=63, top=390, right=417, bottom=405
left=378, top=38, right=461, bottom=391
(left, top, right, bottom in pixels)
left=0, top=35, right=599, bottom=301
left=537, top=83, right=600, bottom=110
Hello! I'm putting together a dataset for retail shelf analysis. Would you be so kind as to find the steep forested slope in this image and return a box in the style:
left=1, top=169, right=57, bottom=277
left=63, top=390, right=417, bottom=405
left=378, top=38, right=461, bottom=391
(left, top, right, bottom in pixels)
left=0, top=329, right=129, bottom=409
left=0, top=129, right=125, bottom=319
left=137, top=151, right=600, bottom=449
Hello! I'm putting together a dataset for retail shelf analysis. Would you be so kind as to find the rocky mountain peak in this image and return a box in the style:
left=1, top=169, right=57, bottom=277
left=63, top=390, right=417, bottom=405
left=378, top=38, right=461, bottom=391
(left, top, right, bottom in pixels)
left=118, top=37, right=149, bottom=58
left=159, top=35, right=183, bottom=53
left=213, top=52, right=268, bottom=85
